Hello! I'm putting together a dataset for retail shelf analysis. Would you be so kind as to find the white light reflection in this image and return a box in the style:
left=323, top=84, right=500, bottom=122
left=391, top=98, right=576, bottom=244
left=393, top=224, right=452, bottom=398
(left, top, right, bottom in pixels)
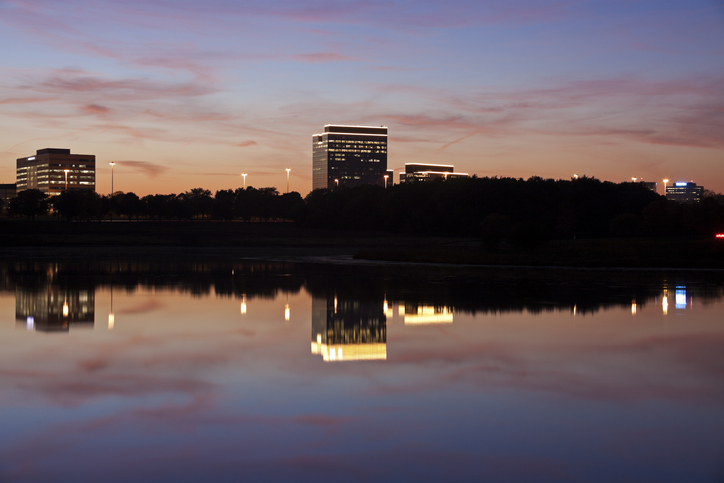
left=676, top=286, right=687, bottom=309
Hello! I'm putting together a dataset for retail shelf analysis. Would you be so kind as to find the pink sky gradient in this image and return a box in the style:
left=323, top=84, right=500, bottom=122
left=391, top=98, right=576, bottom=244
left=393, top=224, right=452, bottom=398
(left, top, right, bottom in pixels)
left=1, top=0, right=722, bottom=195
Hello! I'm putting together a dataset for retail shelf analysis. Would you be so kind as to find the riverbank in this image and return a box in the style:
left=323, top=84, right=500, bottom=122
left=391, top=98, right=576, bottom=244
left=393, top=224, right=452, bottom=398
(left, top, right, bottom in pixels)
left=1, top=220, right=722, bottom=269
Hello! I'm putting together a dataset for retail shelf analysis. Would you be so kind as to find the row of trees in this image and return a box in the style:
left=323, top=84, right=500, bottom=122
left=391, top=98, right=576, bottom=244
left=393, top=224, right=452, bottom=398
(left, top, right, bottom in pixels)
left=299, top=176, right=724, bottom=243
left=2, top=177, right=723, bottom=243
left=1, top=187, right=304, bottom=222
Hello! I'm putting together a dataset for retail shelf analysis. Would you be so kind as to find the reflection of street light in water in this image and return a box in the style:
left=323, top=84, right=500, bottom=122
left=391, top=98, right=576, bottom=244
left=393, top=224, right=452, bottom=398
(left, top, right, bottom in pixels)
left=240, top=294, right=247, bottom=315
left=108, top=285, right=114, bottom=330
left=631, top=300, right=637, bottom=315
left=662, top=295, right=668, bottom=315
left=284, top=294, right=290, bottom=321
left=63, top=294, right=69, bottom=317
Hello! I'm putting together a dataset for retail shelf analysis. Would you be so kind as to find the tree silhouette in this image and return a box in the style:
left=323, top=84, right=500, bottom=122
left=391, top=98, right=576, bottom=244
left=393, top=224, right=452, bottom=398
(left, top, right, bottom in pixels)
left=8, top=189, right=49, bottom=220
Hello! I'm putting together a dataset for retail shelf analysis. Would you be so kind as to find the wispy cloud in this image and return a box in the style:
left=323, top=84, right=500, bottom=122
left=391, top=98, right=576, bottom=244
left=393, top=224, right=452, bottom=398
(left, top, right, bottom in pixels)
left=293, top=52, right=359, bottom=63
left=112, top=160, right=169, bottom=177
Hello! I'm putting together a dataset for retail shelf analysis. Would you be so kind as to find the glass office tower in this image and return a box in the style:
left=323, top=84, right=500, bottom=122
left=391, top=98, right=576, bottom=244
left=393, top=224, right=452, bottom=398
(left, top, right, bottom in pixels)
left=17, top=148, right=96, bottom=195
left=312, top=125, right=387, bottom=191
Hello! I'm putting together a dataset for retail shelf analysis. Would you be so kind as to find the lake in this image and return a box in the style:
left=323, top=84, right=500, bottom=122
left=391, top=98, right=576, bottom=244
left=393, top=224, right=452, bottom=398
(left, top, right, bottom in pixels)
left=1, top=259, right=722, bottom=482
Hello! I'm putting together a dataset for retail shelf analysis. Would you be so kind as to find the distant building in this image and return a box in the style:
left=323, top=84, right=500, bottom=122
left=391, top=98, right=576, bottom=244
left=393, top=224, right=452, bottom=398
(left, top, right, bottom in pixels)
left=312, top=125, right=387, bottom=190
left=0, top=183, right=15, bottom=204
left=400, top=163, right=469, bottom=183
left=641, top=181, right=657, bottom=192
left=16, top=148, right=96, bottom=196
left=666, top=182, right=703, bottom=203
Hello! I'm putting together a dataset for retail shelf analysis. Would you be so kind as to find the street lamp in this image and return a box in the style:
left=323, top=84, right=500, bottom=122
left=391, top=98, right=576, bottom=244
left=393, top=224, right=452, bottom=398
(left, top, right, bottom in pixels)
left=663, top=178, right=669, bottom=195
left=109, top=162, right=115, bottom=194
left=631, top=177, right=638, bottom=183
left=64, top=169, right=69, bottom=191
left=384, top=174, right=389, bottom=188
left=334, top=179, right=339, bottom=188
left=241, top=173, right=247, bottom=188
left=573, top=174, right=579, bottom=179
left=285, top=168, right=291, bottom=194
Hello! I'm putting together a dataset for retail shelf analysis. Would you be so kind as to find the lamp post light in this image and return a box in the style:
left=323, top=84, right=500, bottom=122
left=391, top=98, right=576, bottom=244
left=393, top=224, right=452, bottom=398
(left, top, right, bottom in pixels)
left=109, top=162, right=115, bottom=194
left=334, top=179, right=339, bottom=188
left=384, top=174, right=389, bottom=188
left=573, top=174, right=579, bottom=179
left=663, top=178, right=669, bottom=195
left=286, top=168, right=291, bottom=194
left=631, top=177, right=638, bottom=183
left=241, top=173, right=247, bottom=188
left=64, top=169, right=69, bottom=192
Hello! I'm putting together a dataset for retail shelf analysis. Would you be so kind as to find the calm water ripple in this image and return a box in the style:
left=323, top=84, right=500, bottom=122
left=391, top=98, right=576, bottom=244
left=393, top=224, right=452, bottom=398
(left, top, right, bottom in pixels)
left=1, top=260, right=722, bottom=482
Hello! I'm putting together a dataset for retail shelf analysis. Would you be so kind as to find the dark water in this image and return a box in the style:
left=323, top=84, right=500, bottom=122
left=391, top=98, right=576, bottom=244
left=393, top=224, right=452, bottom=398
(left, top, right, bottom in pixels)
left=1, top=260, right=723, bottom=482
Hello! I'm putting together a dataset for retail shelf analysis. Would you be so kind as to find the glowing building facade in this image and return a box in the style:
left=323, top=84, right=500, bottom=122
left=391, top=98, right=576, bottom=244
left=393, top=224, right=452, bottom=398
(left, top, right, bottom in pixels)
left=400, top=163, right=469, bottom=183
left=312, top=125, right=387, bottom=190
left=16, top=148, right=96, bottom=196
left=666, top=182, right=703, bottom=203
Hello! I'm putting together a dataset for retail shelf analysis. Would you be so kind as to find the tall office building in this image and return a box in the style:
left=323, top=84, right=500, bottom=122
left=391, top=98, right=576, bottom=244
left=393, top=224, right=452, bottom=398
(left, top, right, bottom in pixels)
left=17, top=148, right=96, bottom=196
left=312, top=125, right=387, bottom=190
left=666, top=182, right=703, bottom=203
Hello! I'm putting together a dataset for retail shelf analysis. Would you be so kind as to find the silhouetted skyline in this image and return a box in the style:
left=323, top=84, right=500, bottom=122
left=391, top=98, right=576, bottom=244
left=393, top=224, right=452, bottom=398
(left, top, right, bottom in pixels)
left=0, top=1, right=722, bottom=195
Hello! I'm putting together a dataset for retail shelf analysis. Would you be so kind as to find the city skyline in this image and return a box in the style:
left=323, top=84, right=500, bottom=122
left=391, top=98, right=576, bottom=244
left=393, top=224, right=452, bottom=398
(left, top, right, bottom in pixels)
left=1, top=1, right=723, bottom=196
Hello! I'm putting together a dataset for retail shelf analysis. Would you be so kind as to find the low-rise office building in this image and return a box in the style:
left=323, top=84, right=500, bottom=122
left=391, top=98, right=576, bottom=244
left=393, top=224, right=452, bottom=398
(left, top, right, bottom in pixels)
left=400, top=163, right=469, bottom=183
left=0, top=183, right=15, bottom=205
left=17, top=148, right=95, bottom=196
left=666, top=182, right=703, bottom=203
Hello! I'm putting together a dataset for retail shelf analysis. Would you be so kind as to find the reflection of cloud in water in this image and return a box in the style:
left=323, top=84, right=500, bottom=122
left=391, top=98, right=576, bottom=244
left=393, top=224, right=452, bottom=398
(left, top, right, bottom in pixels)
left=118, top=299, right=165, bottom=315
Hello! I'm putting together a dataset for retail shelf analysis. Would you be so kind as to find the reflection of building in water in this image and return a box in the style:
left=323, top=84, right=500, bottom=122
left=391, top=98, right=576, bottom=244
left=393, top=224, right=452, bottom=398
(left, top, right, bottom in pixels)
left=16, top=285, right=94, bottom=332
left=311, top=295, right=386, bottom=361
left=403, top=304, right=453, bottom=325
left=675, top=286, right=687, bottom=309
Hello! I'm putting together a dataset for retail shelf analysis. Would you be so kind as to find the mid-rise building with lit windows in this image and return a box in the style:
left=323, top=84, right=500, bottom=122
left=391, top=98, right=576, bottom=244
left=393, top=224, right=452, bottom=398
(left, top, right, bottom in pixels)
left=312, top=125, right=387, bottom=190
left=16, top=148, right=96, bottom=196
left=666, top=182, right=703, bottom=203
left=400, top=163, right=469, bottom=183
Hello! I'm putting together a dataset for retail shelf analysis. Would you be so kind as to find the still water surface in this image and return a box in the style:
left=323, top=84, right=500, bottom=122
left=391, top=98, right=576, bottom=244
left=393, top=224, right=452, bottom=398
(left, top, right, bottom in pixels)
left=1, top=260, right=722, bottom=482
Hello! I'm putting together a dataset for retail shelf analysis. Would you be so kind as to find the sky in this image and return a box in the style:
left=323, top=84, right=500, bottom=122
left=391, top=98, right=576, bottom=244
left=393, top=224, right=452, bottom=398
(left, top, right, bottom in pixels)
left=1, top=0, right=723, bottom=196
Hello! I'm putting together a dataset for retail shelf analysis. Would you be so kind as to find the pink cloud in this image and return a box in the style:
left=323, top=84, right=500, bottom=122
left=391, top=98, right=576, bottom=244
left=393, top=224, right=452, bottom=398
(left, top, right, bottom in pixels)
left=81, top=104, right=111, bottom=115
left=0, top=97, right=55, bottom=105
left=112, top=160, right=169, bottom=177
left=236, top=140, right=257, bottom=147
left=293, top=52, right=359, bottom=62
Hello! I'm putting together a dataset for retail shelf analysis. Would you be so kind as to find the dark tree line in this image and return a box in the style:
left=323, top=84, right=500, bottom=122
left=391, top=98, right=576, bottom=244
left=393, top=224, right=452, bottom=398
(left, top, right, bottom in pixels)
left=2, top=177, right=723, bottom=244
left=3, top=187, right=304, bottom=222
left=298, top=176, right=724, bottom=244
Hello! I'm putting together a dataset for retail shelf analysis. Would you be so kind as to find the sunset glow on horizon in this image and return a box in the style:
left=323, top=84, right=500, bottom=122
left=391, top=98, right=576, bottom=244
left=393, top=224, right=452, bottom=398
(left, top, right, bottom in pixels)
left=1, top=0, right=723, bottom=196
